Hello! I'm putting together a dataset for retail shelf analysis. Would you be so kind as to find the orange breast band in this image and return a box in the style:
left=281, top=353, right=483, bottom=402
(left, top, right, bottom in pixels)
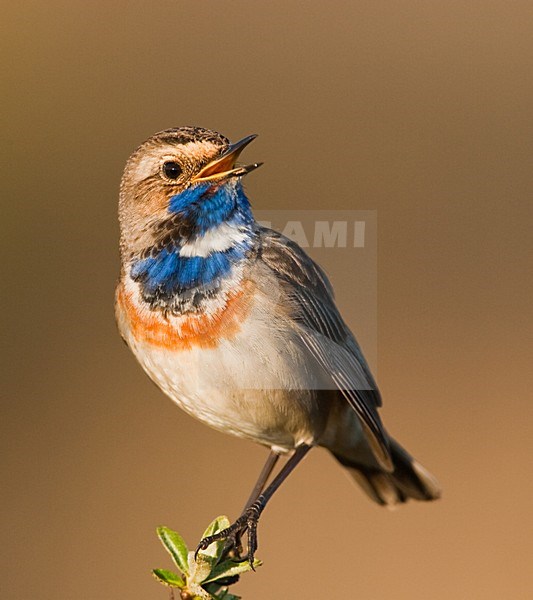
left=117, top=282, right=254, bottom=351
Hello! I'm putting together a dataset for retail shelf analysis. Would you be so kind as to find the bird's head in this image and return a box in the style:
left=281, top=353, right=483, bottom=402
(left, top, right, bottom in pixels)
left=118, top=126, right=262, bottom=262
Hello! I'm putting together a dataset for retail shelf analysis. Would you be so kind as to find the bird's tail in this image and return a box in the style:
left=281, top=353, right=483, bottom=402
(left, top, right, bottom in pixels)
left=333, top=438, right=441, bottom=507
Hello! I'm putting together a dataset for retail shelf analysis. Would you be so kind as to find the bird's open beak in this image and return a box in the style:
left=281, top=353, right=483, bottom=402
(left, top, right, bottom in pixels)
left=191, top=134, right=263, bottom=183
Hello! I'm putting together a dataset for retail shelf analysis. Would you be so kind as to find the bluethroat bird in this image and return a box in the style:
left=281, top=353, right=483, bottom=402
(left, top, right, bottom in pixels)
left=116, top=126, right=440, bottom=564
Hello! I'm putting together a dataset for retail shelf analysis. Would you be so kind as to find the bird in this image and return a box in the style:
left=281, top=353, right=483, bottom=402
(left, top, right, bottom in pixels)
left=115, top=126, right=441, bottom=564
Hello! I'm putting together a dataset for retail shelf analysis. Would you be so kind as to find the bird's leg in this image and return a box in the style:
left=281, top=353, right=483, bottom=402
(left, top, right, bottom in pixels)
left=242, top=451, right=281, bottom=512
left=223, top=450, right=280, bottom=559
left=196, top=444, right=311, bottom=566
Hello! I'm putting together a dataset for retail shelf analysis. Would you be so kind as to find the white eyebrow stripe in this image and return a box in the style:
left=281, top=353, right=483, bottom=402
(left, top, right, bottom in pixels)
left=179, top=223, right=250, bottom=257
left=133, top=154, right=159, bottom=182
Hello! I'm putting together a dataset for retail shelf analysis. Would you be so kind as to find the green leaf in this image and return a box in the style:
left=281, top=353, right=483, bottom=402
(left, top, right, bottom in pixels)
left=197, top=516, right=231, bottom=565
left=152, top=568, right=185, bottom=588
left=204, top=585, right=241, bottom=600
left=203, top=559, right=262, bottom=584
left=191, top=552, right=213, bottom=584
left=157, top=526, right=190, bottom=575
left=201, top=515, right=231, bottom=539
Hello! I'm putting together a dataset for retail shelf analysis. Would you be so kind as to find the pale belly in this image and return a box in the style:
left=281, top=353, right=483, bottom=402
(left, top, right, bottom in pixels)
left=122, top=312, right=333, bottom=451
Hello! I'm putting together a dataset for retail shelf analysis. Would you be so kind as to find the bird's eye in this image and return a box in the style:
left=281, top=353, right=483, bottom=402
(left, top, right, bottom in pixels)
left=162, top=161, right=182, bottom=180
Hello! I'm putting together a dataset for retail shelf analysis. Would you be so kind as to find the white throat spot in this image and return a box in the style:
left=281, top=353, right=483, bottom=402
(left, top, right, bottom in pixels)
left=179, top=223, right=250, bottom=257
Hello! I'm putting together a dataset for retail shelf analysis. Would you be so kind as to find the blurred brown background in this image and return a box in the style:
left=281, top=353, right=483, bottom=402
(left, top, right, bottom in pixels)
left=2, top=1, right=533, bottom=599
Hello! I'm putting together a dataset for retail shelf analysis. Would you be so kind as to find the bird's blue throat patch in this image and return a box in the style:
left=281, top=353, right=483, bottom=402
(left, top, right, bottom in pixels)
left=168, top=180, right=254, bottom=234
left=130, top=181, right=256, bottom=308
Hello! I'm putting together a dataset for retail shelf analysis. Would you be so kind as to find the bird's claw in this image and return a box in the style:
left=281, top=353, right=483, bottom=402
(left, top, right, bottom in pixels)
left=195, top=503, right=262, bottom=567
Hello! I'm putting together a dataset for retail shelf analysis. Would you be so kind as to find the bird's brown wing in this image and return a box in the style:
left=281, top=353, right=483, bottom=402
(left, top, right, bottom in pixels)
left=258, top=227, right=392, bottom=471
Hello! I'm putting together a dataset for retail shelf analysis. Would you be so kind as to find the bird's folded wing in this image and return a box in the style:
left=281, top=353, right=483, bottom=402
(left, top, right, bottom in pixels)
left=259, top=228, right=392, bottom=471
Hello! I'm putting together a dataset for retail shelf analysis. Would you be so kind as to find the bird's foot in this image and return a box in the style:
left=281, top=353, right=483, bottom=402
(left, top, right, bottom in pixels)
left=195, top=502, right=262, bottom=568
